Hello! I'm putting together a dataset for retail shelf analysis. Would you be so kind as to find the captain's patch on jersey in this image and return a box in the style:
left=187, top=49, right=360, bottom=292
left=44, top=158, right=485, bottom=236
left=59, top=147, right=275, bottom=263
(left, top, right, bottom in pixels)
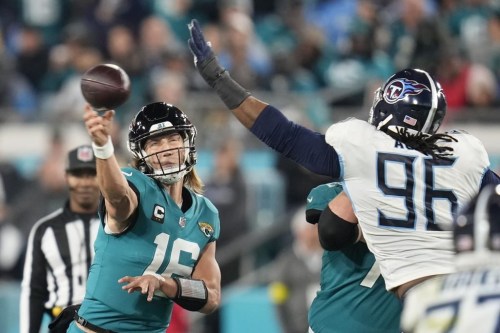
left=151, top=204, right=165, bottom=223
left=198, top=222, right=214, bottom=238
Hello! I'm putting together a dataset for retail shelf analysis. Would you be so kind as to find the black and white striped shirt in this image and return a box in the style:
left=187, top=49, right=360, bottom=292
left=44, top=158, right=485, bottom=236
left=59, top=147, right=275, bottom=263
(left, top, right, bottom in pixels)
left=19, top=202, right=99, bottom=333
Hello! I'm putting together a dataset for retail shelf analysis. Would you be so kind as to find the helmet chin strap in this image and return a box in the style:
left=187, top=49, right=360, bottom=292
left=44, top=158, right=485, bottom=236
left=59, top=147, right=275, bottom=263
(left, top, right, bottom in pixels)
left=154, top=168, right=187, bottom=185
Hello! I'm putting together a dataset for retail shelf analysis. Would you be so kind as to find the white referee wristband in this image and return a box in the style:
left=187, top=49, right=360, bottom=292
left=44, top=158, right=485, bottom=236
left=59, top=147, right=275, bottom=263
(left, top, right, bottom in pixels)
left=92, top=136, right=114, bottom=159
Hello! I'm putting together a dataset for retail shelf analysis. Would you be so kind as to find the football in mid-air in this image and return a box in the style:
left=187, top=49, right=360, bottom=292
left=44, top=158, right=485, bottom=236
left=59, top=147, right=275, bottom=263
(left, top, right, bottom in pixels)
left=80, top=63, right=131, bottom=111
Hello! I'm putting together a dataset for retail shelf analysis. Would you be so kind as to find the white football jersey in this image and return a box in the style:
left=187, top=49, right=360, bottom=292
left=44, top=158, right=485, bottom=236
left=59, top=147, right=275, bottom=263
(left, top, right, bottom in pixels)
left=401, top=266, right=500, bottom=333
left=325, top=118, right=490, bottom=290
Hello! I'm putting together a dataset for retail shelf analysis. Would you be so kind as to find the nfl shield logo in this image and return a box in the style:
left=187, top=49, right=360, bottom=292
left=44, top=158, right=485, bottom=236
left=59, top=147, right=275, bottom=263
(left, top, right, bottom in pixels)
left=179, top=217, right=186, bottom=228
left=77, top=146, right=93, bottom=162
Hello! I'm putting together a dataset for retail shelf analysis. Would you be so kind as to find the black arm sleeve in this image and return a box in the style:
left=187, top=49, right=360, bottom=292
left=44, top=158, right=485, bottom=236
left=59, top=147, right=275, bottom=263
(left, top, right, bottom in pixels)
left=318, top=206, right=359, bottom=251
left=250, top=105, right=341, bottom=179
left=480, top=168, right=500, bottom=190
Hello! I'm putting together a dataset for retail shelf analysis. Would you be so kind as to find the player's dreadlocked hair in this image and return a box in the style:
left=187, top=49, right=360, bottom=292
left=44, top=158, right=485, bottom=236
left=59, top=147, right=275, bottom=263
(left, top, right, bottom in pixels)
left=389, top=128, right=458, bottom=160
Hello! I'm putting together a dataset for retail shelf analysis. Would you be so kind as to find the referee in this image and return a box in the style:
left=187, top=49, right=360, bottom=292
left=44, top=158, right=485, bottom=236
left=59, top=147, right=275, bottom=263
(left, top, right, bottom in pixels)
left=20, top=145, right=100, bottom=333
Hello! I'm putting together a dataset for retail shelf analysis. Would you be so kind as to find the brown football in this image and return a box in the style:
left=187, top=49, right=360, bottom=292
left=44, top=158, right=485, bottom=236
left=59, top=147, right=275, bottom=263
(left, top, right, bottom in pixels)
left=80, top=63, right=131, bottom=111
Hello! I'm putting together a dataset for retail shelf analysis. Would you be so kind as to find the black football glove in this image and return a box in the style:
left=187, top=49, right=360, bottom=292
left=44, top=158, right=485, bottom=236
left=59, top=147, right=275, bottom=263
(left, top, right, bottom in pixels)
left=188, top=19, right=250, bottom=109
left=188, top=19, right=218, bottom=86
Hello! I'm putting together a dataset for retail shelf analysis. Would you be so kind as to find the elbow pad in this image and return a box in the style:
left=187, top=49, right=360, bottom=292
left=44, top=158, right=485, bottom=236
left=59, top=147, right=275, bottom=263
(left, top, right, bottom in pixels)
left=318, top=206, right=359, bottom=251
left=305, top=209, right=322, bottom=224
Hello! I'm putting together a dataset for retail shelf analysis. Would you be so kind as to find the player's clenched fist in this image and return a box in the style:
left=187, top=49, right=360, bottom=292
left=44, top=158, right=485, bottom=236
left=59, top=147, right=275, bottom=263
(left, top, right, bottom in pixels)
left=83, top=103, right=115, bottom=147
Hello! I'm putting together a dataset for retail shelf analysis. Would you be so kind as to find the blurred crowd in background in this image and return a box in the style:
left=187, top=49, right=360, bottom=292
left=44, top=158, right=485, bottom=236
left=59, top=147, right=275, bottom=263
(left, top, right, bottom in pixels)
left=1, top=0, right=500, bottom=124
left=1, top=0, right=500, bottom=331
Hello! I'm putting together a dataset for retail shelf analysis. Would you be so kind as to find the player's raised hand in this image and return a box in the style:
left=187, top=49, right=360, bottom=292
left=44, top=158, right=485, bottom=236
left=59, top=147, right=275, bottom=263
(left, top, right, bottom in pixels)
left=83, top=103, right=115, bottom=147
left=187, top=19, right=222, bottom=89
left=188, top=19, right=214, bottom=66
left=187, top=19, right=250, bottom=109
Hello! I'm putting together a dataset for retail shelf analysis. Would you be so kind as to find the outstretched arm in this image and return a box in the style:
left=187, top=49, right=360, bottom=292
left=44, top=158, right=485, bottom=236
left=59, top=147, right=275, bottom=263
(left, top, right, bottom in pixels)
left=188, top=19, right=264, bottom=127
left=83, top=104, right=138, bottom=232
left=188, top=19, right=341, bottom=179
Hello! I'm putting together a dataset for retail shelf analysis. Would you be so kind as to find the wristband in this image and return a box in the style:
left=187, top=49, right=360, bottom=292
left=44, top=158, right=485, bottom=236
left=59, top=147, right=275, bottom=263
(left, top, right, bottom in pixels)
left=198, top=56, right=251, bottom=110
left=214, top=70, right=251, bottom=109
left=172, top=276, right=208, bottom=311
left=92, top=136, right=114, bottom=159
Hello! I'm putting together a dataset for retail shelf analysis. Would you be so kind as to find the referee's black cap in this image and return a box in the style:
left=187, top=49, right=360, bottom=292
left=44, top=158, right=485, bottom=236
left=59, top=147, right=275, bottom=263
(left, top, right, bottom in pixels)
left=66, top=145, right=96, bottom=172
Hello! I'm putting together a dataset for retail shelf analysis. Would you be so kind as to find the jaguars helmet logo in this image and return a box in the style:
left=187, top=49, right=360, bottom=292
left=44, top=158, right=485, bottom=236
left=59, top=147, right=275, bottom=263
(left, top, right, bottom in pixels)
left=198, top=222, right=214, bottom=238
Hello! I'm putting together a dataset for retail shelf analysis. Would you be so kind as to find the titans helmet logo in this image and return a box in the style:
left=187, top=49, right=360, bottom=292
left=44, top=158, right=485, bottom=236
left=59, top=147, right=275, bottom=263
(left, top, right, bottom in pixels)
left=383, top=78, right=430, bottom=104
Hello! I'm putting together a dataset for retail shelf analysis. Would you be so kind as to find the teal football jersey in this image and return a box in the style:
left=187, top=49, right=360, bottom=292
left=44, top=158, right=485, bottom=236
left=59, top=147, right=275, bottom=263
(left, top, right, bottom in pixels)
left=306, top=183, right=401, bottom=333
left=69, top=167, right=220, bottom=332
